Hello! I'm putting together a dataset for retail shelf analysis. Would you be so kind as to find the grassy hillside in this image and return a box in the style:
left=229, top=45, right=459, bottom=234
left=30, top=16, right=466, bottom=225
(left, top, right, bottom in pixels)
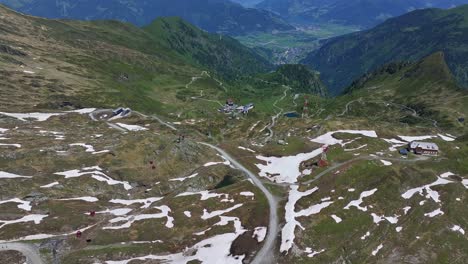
left=143, top=17, right=273, bottom=79
left=302, top=5, right=468, bottom=94
left=0, top=4, right=278, bottom=117
left=326, top=52, right=468, bottom=131
left=261, top=64, right=328, bottom=96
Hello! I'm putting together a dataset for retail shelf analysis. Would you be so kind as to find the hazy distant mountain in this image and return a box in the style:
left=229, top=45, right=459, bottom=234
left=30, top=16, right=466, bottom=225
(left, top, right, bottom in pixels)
left=230, top=0, right=264, bottom=7
left=0, top=0, right=294, bottom=35
left=257, top=0, right=468, bottom=27
left=302, top=4, right=468, bottom=94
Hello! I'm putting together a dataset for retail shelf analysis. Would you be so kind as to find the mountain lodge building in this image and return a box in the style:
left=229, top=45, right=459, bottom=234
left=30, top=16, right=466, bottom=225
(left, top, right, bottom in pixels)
left=409, top=141, right=439, bottom=156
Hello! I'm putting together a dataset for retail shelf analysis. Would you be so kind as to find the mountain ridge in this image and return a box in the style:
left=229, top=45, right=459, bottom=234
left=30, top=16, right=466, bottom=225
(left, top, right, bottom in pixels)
left=256, top=0, right=468, bottom=27
left=302, top=4, right=468, bottom=94
left=0, top=0, right=294, bottom=35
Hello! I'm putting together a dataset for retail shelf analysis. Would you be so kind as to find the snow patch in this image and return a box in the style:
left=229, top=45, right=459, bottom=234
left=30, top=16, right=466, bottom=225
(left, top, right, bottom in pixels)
left=0, top=112, right=64, bottom=122
left=305, top=247, right=325, bottom=258
left=380, top=160, right=392, bottom=166
left=361, top=231, right=370, bottom=240
left=176, top=191, right=227, bottom=201
left=110, top=197, right=163, bottom=208
left=281, top=185, right=333, bottom=253
left=106, top=217, right=246, bottom=264
left=238, top=146, right=255, bottom=153
left=169, top=173, right=199, bottom=182
left=451, top=225, right=465, bottom=235
left=0, top=214, right=48, bottom=229
left=96, top=208, right=133, bottom=216
left=201, top=204, right=243, bottom=220
left=331, top=215, right=342, bottom=223
left=253, top=226, right=267, bottom=242
left=401, top=174, right=454, bottom=203
left=55, top=166, right=132, bottom=190
left=58, top=197, right=98, bottom=202
left=310, top=130, right=378, bottom=146
left=255, top=148, right=323, bottom=183
left=204, top=154, right=231, bottom=167
left=344, top=188, right=378, bottom=212
left=40, top=181, right=59, bottom=188
left=0, top=198, right=32, bottom=211
left=104, top=206, right=173, bottom=230
left=0, top=143, right=21, bottom=148
left=424, top=208, right=444, bottom=218
left=116, top=123, right=148, bottom=131
left=0, top=171, right=32, bottom=179
left=372, top=244, right=383, bottom=256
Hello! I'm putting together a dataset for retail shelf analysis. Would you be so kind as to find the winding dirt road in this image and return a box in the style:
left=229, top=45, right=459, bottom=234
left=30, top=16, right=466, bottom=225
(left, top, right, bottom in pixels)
left=265, top=85, right=291, bottom=143
left=199, top=143, right=279, bottom=264
left=0, top=242, right=44, bottom=264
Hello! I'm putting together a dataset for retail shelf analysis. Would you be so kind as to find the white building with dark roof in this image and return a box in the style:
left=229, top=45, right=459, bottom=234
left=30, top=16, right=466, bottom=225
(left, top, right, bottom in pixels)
left=409, top=141, right=439, bottom=156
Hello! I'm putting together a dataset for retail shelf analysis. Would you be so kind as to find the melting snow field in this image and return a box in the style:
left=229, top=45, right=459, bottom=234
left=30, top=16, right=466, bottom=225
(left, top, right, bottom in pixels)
left=0, top=214, right=48, bottom=229
left=380, top=160, right=392, bottom=166
left=201, top=204, right=243, bottom=220
left=106, top=217, right=246, bottom=264
left=253, top=226, right=267, bottom=242
left=238, top=146, right=256, bottom=153
left=104, top=206, right=174, bottom=230
left=331, top=215, right=342, bottom=223
left=361, top=231, right=371, bottom=240
left=169, top=173, right=199, bottom=182
left=40, top=181, right=59, bottom=188
left=58, top=197, right=99, bottom=202
left=116, top=123, right=148, bottom=131
left=96, top=208, right=133, bottom=216
left=0, top=109, right=95, bottom=122
left=240, top=191, right=255, bottom=198
left=0, top=143, right=21, bottom=148
left=0, top=224, right=96, bottom=243
left=371, top=213, right=399, bottom=225
left=256, top=148, right=323, bottom=183
left=451, top=225, right=465, bottom=235
left=55, top=166, right=132, bottom=190
left=372, top=244, right=383, bottom=256
left=424, top=208, right=444, bottom=218
left=0, top=198, right=32, bottom=211
left=401, top=173, right=455, bottom=203
left=398, top=134, right=455, bottom=142
left=0, top=171, right=32, bottom=179
left=0, top=112, right=64, bottom=122
left=176, top=191, right=227, bottom=201
left=344, top=188, right=378, bottom=212
left=256, top=130, right=378, bottom=183
left=110, top=197, right=163, bottom=208
left=383, top=138, right=407, bottom=151
left=204, top=154, right=231, bottom=167
left=281, top=185, right=333, bottom=253
left=305, top=248, right=325, bottom=258
left=310, top=130, right=378, bottom=146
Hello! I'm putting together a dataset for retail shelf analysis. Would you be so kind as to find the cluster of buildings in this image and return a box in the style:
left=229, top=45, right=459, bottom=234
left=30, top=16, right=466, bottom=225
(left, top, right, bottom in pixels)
left=218, top=99, right=254, bottom=115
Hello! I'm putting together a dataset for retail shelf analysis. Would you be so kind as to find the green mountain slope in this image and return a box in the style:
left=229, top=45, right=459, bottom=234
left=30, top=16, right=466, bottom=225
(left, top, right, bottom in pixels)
left=143, top=17, right=273, bottom=79
left=0, top=4, right=273, bottom=115
left=331, top=52, right=468, bottom=129
left=302, top=5, right=468, bottom=94
left=0, top=0, right=294, bottom=35
left=261, top=64, right=328, bottom=96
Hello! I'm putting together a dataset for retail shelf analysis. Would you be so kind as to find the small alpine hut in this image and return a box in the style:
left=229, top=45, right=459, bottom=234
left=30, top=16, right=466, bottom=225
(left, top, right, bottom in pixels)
left=409, top=141, right=439, bottom=156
